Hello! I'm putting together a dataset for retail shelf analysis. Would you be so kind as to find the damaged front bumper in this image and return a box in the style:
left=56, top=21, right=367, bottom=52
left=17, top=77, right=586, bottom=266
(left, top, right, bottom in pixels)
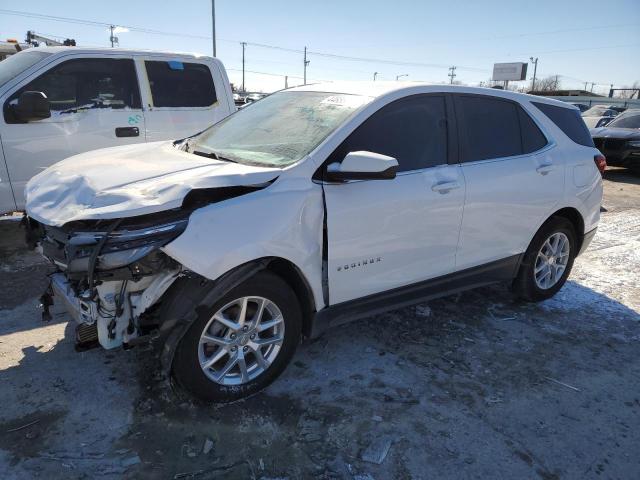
left=28, top=212, right=189, bottom=350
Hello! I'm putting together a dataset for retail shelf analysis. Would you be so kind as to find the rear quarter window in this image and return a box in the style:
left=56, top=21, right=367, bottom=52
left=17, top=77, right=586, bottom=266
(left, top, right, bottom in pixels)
left=532, top=102, right=594, bottom=147
left=145, top=60, right=217, bottom=108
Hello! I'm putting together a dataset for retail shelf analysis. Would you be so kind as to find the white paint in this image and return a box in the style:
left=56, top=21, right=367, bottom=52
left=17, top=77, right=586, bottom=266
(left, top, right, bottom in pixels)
left=0, top=47, right=235, bottom=214
left=26, top=82, right=603, bottom=320
left=330, top=151, right=398, bottom=173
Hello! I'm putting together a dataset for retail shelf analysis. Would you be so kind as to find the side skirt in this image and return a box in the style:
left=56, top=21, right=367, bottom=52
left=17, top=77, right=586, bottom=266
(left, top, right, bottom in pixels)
left=309, top=254, right=523, bottom=338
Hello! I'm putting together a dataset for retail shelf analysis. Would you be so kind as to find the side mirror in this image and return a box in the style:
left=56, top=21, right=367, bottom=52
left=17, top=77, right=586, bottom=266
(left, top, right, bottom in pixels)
left=326, top=151, right=398, bottom=182
left=14, top=91, right=51, bottom=122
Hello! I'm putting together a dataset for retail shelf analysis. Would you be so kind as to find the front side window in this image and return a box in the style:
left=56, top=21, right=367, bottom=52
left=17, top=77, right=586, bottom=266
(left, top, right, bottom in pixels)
left=327, top=95, right=448, bottom=172
left=457, top=95, right=522, bottom=162
left=9, top=58, right=141, bottom=114
left=191, top=91, right=371, bottom=167
left=0, top=50, right=52, bottom=88
left=145, top=61, right=216, bottom=107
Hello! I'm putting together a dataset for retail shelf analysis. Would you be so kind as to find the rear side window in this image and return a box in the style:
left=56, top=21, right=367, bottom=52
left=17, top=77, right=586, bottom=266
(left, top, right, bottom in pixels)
left=457, top=96, right=522, bottom=161
left=7, top=58, right=141, bottom=116
left=327, top=95, right=448, bottom=172
left=519, top=108, right=548, bottom=153
left=532, top=102, right=594, bottom=147
left=145, top=61, right=217, bottom=108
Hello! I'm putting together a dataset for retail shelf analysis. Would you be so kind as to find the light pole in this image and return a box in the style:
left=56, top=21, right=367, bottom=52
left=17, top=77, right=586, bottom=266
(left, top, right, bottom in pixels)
left=373, top=72, right=379, bottom=81
left=241, top=42, right=246, bottom=92
left=396, top=74, right=408, bottom=81
left=303, top=47, right=310, bottom=85
left=211, top=0, right=216, bottom=56
left=529, top=57, right=538, bottom=91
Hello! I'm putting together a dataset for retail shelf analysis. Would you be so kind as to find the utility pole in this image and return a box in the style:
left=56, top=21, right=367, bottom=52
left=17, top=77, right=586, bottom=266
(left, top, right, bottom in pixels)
left=211, top=0, right=216, bottom=56
left=554, top=75, right=559, bottom=90
left=373, top=72, right=379, bottom=81
left=285, top=76, right=288, bottom=89
left=303, top=47, right=310, bottom=85
left=241, top=42, right=246, bottom=92
left=396, top=74, right=408, bottom=81
left=448, top=66, right=456, bottom=84
left=584, top=81, right=588, bottom=91
left=109, top=25, right=116, bottom=47
left=529, top=57, right=538, bottom=91
left=590, top=82, right=596, bottom=92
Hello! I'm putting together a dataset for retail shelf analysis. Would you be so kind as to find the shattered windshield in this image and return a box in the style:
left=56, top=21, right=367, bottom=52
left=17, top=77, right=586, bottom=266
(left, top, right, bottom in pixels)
left=191, top=91, right=372, bottom=167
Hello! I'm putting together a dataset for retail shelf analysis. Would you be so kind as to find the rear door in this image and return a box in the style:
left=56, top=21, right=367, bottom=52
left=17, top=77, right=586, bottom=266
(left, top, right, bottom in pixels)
left=453, top=94, right=564, bottom=270
left=323, top=94, right=465, bottom=304
left=140, top=58, right=232, bottom=141
left=1, top=55, right=146, bottom=209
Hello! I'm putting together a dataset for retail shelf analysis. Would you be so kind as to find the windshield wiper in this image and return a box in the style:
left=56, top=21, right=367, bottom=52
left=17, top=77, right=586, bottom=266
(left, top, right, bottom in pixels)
left=192, top=150, right=238, bottom=163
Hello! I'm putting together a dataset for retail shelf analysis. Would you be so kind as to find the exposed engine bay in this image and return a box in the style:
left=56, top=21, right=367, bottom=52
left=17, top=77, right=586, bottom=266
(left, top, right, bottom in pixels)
left=25, top=184, right=271, bottom=351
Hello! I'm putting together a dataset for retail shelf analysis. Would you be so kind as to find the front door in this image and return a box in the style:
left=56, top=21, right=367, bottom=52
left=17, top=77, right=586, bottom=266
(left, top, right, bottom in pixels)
left=323, top=94, right=465, bottom=305
left=1, top=56, right=146, bottom=209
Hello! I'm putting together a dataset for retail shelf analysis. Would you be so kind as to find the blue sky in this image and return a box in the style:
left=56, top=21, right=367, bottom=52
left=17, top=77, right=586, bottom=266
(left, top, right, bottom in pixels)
left=1, top=0, right=638, bottom=93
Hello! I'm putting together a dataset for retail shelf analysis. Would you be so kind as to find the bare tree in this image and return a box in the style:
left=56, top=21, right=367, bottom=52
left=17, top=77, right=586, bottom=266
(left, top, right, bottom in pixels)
left=615, top=81, right=640, bottom=99
left=532, top=75, right=562, bottom=92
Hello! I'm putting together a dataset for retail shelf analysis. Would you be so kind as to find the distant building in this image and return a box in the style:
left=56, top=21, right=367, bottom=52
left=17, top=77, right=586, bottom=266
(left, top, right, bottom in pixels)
left=527, top=89, right=604, bottom=97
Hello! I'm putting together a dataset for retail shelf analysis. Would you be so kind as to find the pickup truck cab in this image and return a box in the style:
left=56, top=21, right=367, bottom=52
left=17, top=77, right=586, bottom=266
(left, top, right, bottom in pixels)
left=25, top=83, right=603, bottom=402
left=0, top=47, right=235, bottom=214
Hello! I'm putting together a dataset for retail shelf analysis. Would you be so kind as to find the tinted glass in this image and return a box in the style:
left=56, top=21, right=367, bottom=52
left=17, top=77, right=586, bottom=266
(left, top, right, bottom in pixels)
left=458, top=96, right=522, bottom=161
left=518, top=107, right=547, bottom=153
left=328, top=95, right=448, bottom=172
left=607, top=111, right=640, bottom=129
left=533, top=102, right=594, bottom=147
left=11, top=58, right=140, bottom=112
left=145, top=61, right=216, bottom=107
left=0, top=50, right=52, bottom=88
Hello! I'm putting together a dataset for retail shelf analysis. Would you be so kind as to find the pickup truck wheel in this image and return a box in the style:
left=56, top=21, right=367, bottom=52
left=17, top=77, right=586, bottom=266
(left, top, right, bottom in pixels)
left=513, top=217, right=577, bottom=302
left=172, top=271, right=302, bottom=402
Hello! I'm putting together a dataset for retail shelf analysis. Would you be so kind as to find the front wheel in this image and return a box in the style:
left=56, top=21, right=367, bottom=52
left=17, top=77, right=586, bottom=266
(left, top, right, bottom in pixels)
left=172, top=271, right=302, bottom=402
left=512, top=217, right=577, bottom=302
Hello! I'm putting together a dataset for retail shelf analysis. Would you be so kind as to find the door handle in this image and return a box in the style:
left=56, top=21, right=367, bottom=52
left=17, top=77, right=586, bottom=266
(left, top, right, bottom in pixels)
left=536, top=164, right=554, bottom=175
left=115, top=127, right=139, bottom=138
left=431, top=181, right=460, bottom=193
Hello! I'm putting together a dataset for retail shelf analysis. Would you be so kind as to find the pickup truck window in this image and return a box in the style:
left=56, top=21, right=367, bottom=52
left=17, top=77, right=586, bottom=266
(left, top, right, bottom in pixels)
left=0, top=50, right=52, bottom=88
left=192, top=91, right=371, bottom=168
left=7, top=58, right=141, bottom=115
left=145, top=61, right=217, bottom=108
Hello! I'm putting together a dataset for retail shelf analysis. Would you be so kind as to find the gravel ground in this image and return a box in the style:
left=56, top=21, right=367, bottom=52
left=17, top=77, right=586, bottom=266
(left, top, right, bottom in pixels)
left=0, top=168, right=638, bottom=480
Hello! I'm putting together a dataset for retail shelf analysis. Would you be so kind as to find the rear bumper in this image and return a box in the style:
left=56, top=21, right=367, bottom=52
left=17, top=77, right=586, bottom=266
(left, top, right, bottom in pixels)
left=578, top=227, right=597, bottom=256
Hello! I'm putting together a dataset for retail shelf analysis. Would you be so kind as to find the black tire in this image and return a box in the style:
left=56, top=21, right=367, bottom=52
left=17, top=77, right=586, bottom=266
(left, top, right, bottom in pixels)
left=512, top=216, right=577, bottom=302
left=172, top=271, right=302, bottom=402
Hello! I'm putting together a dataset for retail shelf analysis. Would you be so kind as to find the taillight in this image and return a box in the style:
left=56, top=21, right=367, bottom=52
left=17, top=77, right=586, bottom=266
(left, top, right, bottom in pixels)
left=594, top=154, right=606, bottom=175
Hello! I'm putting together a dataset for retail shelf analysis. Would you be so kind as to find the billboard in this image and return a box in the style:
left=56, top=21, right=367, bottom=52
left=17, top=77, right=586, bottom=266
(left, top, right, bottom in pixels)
left=492, top=62, right=528, bottom=81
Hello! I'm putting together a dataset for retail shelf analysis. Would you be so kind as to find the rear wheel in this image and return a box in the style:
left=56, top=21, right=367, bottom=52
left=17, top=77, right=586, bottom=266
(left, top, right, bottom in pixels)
left=513, top=217, right=577, bottom=302
left=172, top=271, right=302, bottom=402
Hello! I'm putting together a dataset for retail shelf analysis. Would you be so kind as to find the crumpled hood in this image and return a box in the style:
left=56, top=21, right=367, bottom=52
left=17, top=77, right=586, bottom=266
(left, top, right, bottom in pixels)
left=590, top=127, right=640, bottom=139
left=25, top=141, right=280, bottom=226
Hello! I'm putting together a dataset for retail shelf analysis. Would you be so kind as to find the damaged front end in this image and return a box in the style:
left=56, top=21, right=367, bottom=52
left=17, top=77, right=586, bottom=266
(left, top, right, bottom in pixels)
left=27, top=210, right=188, bottom=350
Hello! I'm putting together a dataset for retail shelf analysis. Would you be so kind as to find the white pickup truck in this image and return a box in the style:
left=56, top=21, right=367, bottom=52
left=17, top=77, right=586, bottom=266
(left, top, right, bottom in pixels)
left=0, top=47, right=236, bottom=214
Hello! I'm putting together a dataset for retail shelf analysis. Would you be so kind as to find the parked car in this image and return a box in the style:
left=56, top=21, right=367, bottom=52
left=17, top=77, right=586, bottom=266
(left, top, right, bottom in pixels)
left=245, top=92, right=265, bottom=102
left=24, top=84, right=603, bottom=402
left=581, top=105, right=619, bottom=129
left=591, top=109, right=640, bottom=171
left=569, top=102, right=590, bottom=113
left=0, top=47, right=236, bottom=214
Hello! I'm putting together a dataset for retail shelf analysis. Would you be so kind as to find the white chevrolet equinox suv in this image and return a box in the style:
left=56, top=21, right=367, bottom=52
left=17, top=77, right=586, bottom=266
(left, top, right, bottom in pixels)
left=24, top=83, right=603, bottom=402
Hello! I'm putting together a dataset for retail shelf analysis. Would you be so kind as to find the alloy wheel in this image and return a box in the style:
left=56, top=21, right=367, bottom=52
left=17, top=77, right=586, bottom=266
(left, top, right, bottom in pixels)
left=198, top=296, right=285, bottom=385
left=534, top=232, right=570, bottom=290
